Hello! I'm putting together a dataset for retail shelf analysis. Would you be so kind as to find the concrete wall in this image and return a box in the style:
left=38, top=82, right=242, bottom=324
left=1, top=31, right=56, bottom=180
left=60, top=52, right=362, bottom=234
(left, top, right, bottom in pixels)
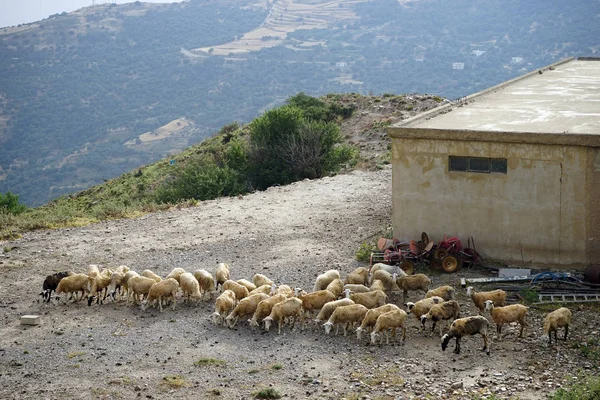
left=390, top=137, right=589, bottom=267
left=587, top=148, right=600, bottom=266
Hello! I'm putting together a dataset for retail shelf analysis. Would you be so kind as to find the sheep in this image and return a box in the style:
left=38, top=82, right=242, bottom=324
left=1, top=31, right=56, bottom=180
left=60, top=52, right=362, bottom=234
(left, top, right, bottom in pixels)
left=87, top=268, right=114, bottom=306
left=225, top=293, right=270, bottom=328
left=370, top=279, right=386, bottom=293
left=142, top=278, right=179, bottom=312
left=252, top=273, right=273, bottom=288
left=263, top=297, right=303, bottom=335
left=349, top=290, right=387, bottom=309
left=323, top=304, right=368, bottom=336
left=370, top=309, right=408, bottom=345
left=543, top=307, right=572, bottom=345
left=313, top=269, right=341, bottom=292
left=107, top=271, right=130, bottom=301
left=344, top=267, right=369, bottom=285
left=87, top=264, right=100, bottom=278
left=370, top=270, right=399, bottom=293
left=356, top=303, right=401, bottom=340
left=274, top=284, right=294, bottom=297
left=141, top=269, right=162, bottom=283
left=165, top=267, right=186, bottom=283
left=426, top=285, right=456, bottom=302
left=297, top=289, right=337, bottom=322
left=179, top=272, right=202, bottom=304
left=314, top=298, right=355, bottom=325
left=420, top=300, right=461, bottom=336
left=118, top=270, right=140, bottom=301
left=325, top=278, right=344, bottom=298
left=39, top=271, right=73, bottom=303
left=441, top=315, right=491, bottom=355
left=405, top=296, right=444, bottom=324
left=343, top=284, right=371, bottom=294
left=222, top=280, right=249, bottom=301
left=369, top=263, right=407, bottom=278
left=250, top=284, right=273, bottom=296
left=396, top=273, right=431, bottom=303
left=212, top=290, right=236, bottom=326
left=484, top=300, right=528, bottom=340
left=114, top=265, right=130, bottom=275
left=55, top=273, right=90, bottom=303
left=466, top=286, right=507, bottom=314
left=215, top=263, right=231, bottom=291
left=236, top=279, right=257, bottom=292
left=249, top=294, right=287, bottom=328
left=126, top=276, right=156, bottom=306
left=193, top=269, right=215, bottom=298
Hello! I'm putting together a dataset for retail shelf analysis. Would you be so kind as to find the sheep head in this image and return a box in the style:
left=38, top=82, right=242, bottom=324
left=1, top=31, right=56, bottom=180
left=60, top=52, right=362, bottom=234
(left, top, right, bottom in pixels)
left=323, top=322, right=333, bottom=335
left=441, top=334, right=451, bottom=351
left=484, top=300, right=494, bottom=311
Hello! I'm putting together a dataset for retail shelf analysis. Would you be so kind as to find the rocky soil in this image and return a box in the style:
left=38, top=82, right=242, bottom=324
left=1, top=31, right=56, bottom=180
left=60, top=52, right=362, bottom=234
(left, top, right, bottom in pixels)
left=0, top=165, right=598, bottom=400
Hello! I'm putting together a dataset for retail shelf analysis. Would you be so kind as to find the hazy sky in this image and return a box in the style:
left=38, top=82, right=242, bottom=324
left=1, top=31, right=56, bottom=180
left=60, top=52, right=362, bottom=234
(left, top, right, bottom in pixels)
left=0, top=0, right=180, bottom=28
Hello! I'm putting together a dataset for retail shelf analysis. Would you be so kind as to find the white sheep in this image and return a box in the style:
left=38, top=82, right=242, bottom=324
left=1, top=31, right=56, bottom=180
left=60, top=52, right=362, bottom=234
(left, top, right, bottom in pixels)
left=396, top=273, right=431, bottom=303
left=370, top=309, right=408, bottom=345
left=180, top=272, right=202, bottom=304
left=118, top=270, right=140, bottom=302
left=323, top=304, right=368, bottom=336
left=369, top=270, right=399, bottom=293
left=297, top=289, right=337, bottom=322
left=252, top=273, right=274, bottom=288
left=193, top=269, right=215, bottom=299
left=348, top=290, right=387, bottom=309
left=142, top=278, right=179, bottom=312
left=484, top=300, right=528, bottom=340
left=87, top=268, right=114, bottom=306
left=356, top=303, right=401, bottom=340
left=165, top=267, right=186, bottom=283
left=343, top=284, right=371, bottom=294
left=405, top=296, right=444, bottom=325
left=466, top=286, right=507, bottom=314
left=248, top=293, right=287, bottom=328
left=126, top=276, right=157, bottom=306
left=263, top=297, right=303, bottom=335
left=225, top=293, right=269, bottom=328
left=212, top=289, right=236, bottom=326
left=369, top=263, right=407, bottom=279
left=236, top=279, right=257, bottom=292
left=114, top=265, right=130, bottom=275
left=543, top=307, right=572, bottom=345
left=314, top=298, right=355, bottom=325
left=369, top=279, right=386, bottom=293
left=420, top=300, right=461, bottom=336
left=313, top=269, right=341, bottom=292
left=107, top=270, right=133, bottom=301
left=426, top=285, right=456, bottom=302
left=250, top=284, right=273, bottom=296
left=325, top=279, right=344, bottom=298
left=344, top=267, right=369, bottom=285
left=274, top=284, right=294, bottom=297
left=141, top=269, right=162, bottom=283
left=87, top=264, right=100, bottom=278
left=441, top=315, right=491, bottom=355
left=215, top=263, right=231, bottom=291
left=55, top=273, right=90, bottom=303
left=222, top=279, right=249, bottom=301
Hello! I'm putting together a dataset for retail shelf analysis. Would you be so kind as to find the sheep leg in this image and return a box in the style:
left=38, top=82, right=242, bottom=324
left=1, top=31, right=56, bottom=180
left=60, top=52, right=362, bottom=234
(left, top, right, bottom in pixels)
left=564, top=325, right=569, bottom=341
left=158, top=295, right=164, bottom=312
left=277, top=318, right=282, bottom=335
left=171, top=291, right=176, bottom=311
left=400, top=326, right=406, bottom=342
left=518, top=322, right=525, bottom=338
left=496, top=324, right=502, bottom=340
left=454, top=337, right=461, bottom=354
left=482, top=333, right=490, bottom=355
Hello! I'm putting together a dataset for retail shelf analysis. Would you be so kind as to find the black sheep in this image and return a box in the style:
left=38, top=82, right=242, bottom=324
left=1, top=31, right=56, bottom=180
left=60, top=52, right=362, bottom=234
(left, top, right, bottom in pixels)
left=39, top=271, right=73, bottom=303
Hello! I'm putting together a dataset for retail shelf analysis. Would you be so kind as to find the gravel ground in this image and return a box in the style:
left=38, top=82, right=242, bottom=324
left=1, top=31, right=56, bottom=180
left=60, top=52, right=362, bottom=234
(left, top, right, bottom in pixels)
left=0, top=165, right=598, bottom=400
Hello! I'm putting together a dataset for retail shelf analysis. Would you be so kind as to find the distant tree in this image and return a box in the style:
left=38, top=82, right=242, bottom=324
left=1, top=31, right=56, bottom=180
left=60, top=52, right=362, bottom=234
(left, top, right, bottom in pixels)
left=0, top=192, right=28, bottom=215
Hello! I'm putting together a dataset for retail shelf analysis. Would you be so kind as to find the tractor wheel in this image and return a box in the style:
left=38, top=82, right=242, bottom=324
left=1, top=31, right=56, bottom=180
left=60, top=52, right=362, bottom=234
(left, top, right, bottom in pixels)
left=430, top=259, right=444, bottom=272
left=442, top=256, right=462, bottom=273
left=400, top=261, right=415, bottom=275
left=434, top=248, right=449, bottom=260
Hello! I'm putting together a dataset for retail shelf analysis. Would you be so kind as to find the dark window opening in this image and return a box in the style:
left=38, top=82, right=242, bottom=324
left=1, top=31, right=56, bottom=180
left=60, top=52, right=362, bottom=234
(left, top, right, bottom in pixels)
left=449, top=156, right=507, bottom=174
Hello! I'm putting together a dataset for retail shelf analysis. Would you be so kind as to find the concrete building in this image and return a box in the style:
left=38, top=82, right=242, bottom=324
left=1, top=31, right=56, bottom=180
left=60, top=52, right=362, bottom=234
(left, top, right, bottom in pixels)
left=387, top=57, right=600, bottom=269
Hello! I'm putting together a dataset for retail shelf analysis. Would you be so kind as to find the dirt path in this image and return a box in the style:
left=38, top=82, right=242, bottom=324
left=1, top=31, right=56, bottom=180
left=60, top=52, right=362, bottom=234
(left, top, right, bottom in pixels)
left=0, top=166, right=595, bottom=399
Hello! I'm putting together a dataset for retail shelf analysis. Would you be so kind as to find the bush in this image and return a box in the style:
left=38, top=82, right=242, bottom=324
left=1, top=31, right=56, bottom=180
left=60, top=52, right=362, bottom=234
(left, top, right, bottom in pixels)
left=550, top=375, right=600, bottom=400
left=0, top=192, right=27, bottom=215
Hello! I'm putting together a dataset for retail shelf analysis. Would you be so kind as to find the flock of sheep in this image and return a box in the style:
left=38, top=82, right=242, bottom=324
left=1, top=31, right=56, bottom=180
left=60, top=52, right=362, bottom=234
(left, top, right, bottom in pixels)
left=39, top=262, right=573, bottom=355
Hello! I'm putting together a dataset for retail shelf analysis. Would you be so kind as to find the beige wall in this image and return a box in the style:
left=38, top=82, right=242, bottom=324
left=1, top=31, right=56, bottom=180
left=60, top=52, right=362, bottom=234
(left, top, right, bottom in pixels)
left=587, top=148, right=600, bottom=266
left=390, top=137, right=589, bottom=267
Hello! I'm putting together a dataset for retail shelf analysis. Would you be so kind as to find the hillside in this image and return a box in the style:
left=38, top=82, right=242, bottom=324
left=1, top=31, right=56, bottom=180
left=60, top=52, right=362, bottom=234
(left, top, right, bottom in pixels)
left=0, top=0, right=598, bottom=206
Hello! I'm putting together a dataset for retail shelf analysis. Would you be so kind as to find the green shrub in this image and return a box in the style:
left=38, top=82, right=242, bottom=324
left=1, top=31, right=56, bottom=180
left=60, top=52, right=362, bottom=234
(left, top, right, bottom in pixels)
left=0, top=192, right=27, bottom=215
left=356, top=241, right=377, bottom=263
left=550, top=375, right=600, bottom=400
left=254, top=388, right=281, bottom=399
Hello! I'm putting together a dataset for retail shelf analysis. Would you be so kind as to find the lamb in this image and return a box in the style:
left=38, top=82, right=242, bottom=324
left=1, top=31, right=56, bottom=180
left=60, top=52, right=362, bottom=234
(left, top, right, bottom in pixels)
left=405, top=296, right=444, bottom=324
left=325, top=279, right=344, bottom=298
left=370, top=270, right=399, bottom=293
left=193, top=269, right=215, bottom=298
left=356, top=303, right=401, bottom=340
left=344, top=267, right=369, bottom=285
left=248, top=294, right=287, bottom=328
left=543, top=307, right=572, bottom=345
left=126, top=276, right=157, bottom=306
left=165, top=267, right=186, bottom=283
left=343, top=284, right=371, bottom=294
left=484, top=300, right=528, bottom=340
left=396, top=273, right=431, bottom=303
left=215, top=263, right=231, bottom=291
left=466, top=286, right=507, bottom=314
left=263, top=297, right=303, bottom=335
left=87, top=268, right=114, bottom=306
left=252, top=273, right=273, bottom=288
left=40, top=271, right=73, bottom=303
left=314, top=298, right=355, bottom=325
left=323, top=304, right=369, bottom=336
left=441, top=315, right=491, bottom=355
left=348, top=290, right=387, bottom=309
left=179, top=272, right=202, bottom=304
left=222, top=280, right=249, bottom=301
left=313, top=269, right=341, bottom=291
left=212, top=289, right=236, bottom=326
left=426, top=285, right=456, bottom=302
left=236, top=279, right=257, bottom=292
left=370, top=309, right=408, bottom=345
left=420, top=300, right=461, bottom=336
left=225, top=293, right=269, bottom=328
left=297, top=289, right=337, bottom=322
left=142, top=278, right=179, bottom=312
left=141, top=269, right=162, bottom=283
left=55, top=273, right=90, bottom=303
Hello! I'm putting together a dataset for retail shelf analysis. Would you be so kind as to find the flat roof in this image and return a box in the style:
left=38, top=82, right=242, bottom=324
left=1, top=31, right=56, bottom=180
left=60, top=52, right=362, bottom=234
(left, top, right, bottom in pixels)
left=390, top=58, right=600, bottom=147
